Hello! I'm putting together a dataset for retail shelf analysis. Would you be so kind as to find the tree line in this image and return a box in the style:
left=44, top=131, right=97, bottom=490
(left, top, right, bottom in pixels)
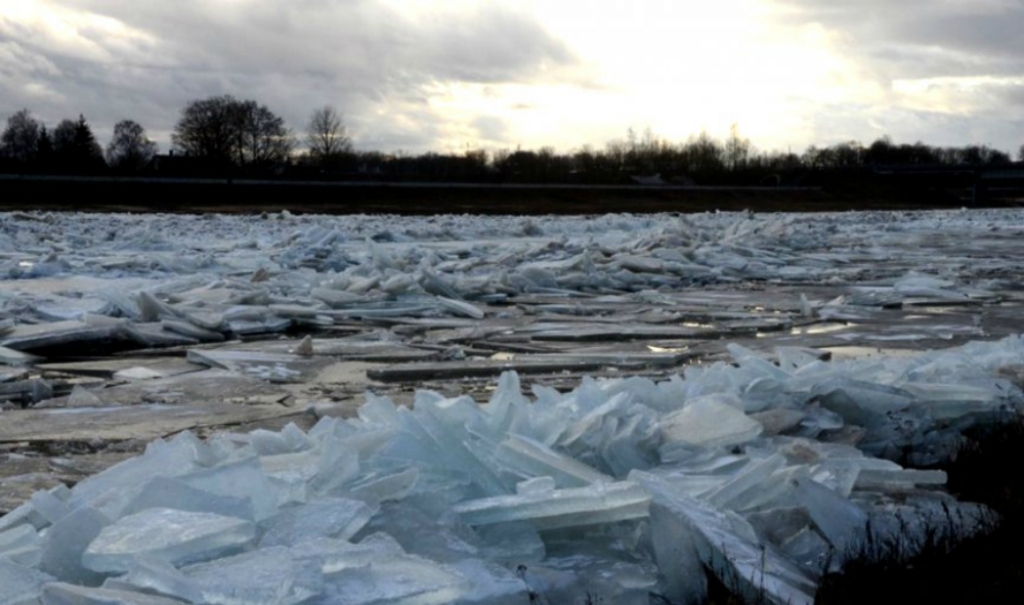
left=1, top=96, right=1021, bottom=184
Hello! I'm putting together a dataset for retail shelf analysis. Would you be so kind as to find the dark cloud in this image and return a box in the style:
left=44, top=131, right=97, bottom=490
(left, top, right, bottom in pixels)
left=767, top=0, right=1024, bottom=152
left=0, top=1, right=576, bottom=151
left=773, top=0, right=1024, bottom=77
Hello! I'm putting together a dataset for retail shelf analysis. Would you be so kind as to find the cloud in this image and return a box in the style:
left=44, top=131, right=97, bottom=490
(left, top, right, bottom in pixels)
left=0, top=0, right=576, bottom=151
left=470, top=115, right=509, bottom=143
left=772, top=0, right=1024, bottom=77
left=762, top=0, right=1024, bottom=151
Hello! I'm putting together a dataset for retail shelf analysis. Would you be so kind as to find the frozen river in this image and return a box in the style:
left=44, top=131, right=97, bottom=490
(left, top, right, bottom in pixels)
left=1, top=208, right=1024, bottom=604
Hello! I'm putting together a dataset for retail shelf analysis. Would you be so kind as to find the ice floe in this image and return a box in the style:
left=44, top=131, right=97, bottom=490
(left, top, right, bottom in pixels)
left=2, top=208, right=1024, bottom=603
left=2, top=333, right=1021, bottom=603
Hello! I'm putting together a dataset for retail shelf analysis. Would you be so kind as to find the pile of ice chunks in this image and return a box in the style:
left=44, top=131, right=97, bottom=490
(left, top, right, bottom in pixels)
left=4, top=209, right=1020, bottom=312
left=3, top=334, right=1021, bottom=605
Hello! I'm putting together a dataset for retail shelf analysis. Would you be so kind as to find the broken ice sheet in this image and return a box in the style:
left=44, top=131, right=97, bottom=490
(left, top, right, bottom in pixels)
left=258, top=497, right=378, bottom=547
left=82, top=508, right=257, bottom=573
left=660, top=393, right=764, bottom=451
left=315, top=544, right=472, bottom=605
left=632, top=470, right=818, bottom=605
left=0, top=557, right=54, bottom=605
left=186, top=348, right=335, bottom=383
left=453, top=480, right=650, bottom=531
left=41, top=583, right=189, bottom=605
left=179, top=546, right=324, bottom=605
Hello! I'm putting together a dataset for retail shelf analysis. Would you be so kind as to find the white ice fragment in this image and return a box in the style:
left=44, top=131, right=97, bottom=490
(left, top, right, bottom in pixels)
left=454, top=480, right=650, bottom=530
left=161, top=319, right=225, bottom=342
left=631, top=470, right=817, bottom=605
left=293, top=335, right=314, bottom=356
left=41, top=583, right=187, bottom=605
left=660, top=394, right=763, bottom=449
left=516, top=476, right=556, bottom=495
left=179, top=546, right=323, bottom=605
left=419, top=269, right=462, bottom=299
left=310, top=287, right=365, bottom=308
left=111, top=558, right=203, bottom=604
left=67, top=384, right=108, bottom=408
left=0, top=558, right=54, bottom=605
left=40, top=505, right=112, bottom=585
left=854, top=468, right=947, bottom=490
left=120, top=476, right=255, bottom=520
left=788, top=477, right=867, bottom=554
left=813, top=379, right=913, bottom=424
left=112, top=366, right=165, bottom=380
left=380, top=273, right=418, bottom=295
left=136, top=291, right=179, bottom=323
left=179, top=456, right=278, bottom=521
left=436, top=296, right=485, bottom=319
left=358, top=502, right=480, bottom=563
left=289, top=535, right=402, bottom=575
left=750, top=408, right=806, bottom=436
left=82, top=508, right=256, bottom=573
left=258, top=497, right=378, bottom=547
left=447, top=559, right=531, bottom=605
left=346, top=468, right=420, bottom=504
left=0, top=523, right=42, bottom=567
left=495, top=434, right=611, bottom=488
left=799, top=293, right=814, bottom=318
left=29, top=489, right=71, bottom=525
left=704, top=454, right=788, bottom=510
left=318, top=547, right=471, bottom=605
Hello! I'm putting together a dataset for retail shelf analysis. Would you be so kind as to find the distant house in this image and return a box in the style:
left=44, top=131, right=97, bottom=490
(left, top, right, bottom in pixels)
left=149, top=151, right=201, bottom=175
left=632, top=173, right=700, bottom=186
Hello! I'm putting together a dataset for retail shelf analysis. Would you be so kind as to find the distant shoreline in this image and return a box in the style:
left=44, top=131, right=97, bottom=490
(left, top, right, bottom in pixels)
left=1, top=174, right=1017, bottom=215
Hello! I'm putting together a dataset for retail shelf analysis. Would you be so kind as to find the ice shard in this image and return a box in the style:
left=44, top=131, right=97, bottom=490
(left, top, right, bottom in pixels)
left=258, top=497, right=378, bottom=547
left=41, top=583, right=189, bottom=605
left=0, top=558, right=54, bottom=605
left=632, top=470, right=818, bottom=605
left=453, top=480, right=650, bottom=531
left=660, top=393, right=764, bottom=449
left=81, top=508, right=257, bottom=573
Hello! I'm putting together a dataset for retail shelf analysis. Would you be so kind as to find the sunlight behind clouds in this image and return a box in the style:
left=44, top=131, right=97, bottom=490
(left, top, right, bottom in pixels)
left=1, top=0, right=1019, bottom=154
left=417, top=0, right=875, bottom=151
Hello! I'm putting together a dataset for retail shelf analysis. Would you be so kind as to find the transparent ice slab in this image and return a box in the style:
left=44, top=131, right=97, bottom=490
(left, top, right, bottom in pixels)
left=40, top=582, right=189, bottom=605
left=178, top=546, right=324, bottom=605
left=82, top=508, right=256, bottom=574
left=315, top=548, right=471, bottom=605
left=40, top=505, right=112, bottom=586
left=119, top=476, right=255, bottom=521
left=0, top=558, right=54, bottom=605
left=632, top=470, right=818, bottom=605
left=454, top=480, right=650, bottom=531
left=660, top=393, right=763, bottom=449
left=258, top=497, right=378, bottom=548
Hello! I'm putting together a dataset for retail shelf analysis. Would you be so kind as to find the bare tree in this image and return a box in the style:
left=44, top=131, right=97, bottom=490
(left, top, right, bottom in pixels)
left=172, top=95, right=240, bottom=164
left=307, top=106, right=351, bottom=165
left=235, top=101, right=295, bottom=167
left=724, top=124, right=751, bottom=171
left=0, top=109, right=41, bottom=164
left=106, top=119, right=157, bottom=172
left=173, top=95, right=293, bottom=169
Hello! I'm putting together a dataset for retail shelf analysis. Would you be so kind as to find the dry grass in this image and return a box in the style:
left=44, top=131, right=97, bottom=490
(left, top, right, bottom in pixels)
left=815, top=414, right=1024, bottom=604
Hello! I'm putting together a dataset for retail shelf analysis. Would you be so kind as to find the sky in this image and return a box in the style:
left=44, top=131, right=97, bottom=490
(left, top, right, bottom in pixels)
left=1, top=0, right=1022, bottom=156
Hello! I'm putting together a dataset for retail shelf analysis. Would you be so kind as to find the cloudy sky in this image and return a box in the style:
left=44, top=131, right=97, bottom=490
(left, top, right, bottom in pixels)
left=1, top=0, right=1022, bottom=155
